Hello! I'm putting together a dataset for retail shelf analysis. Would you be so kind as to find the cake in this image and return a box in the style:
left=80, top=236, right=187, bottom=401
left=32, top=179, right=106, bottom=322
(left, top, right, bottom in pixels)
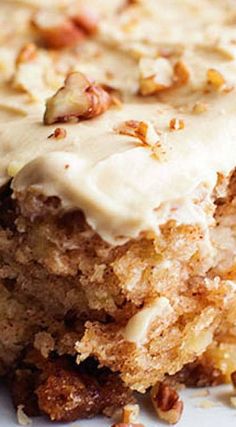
left=1, top=0, right=236, bottom=424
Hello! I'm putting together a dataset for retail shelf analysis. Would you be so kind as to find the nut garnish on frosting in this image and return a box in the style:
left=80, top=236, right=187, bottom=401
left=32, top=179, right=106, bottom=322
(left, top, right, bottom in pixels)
left=32, top=11, right=85, bottom=49
left=16, top=43, right=37, bottom=65
left=206, top=68, right=226, bottom=91
left=139, top=57, right=174, bottom=96
left=169, top=118, right=185, bottom=131
left=44, top=72, right=111, bottom=125
left=139, top=57, right=189, bottom=96
left=116, top=120, right=159, bottom=146
left=48, top=127, right=67, bottom=140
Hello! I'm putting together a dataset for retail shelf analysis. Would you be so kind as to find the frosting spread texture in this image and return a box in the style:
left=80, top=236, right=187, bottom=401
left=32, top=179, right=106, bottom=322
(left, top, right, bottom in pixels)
left=0, top=0, right=236, bottom=243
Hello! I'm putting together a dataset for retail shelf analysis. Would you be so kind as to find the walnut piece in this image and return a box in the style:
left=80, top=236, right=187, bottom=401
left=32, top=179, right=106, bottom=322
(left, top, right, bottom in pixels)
left=116, top=120, right=159, bottom=146
left=44, top=72, right=111, bottom=125
left=151, top=382, right=183, bottom=424
left=169, top=118, right=185, bottom=131
left=32, top=11, right=84, bottom=49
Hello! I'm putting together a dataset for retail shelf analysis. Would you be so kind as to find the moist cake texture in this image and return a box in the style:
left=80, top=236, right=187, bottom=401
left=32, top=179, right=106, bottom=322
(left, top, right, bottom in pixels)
left=1, top=0, right=236, bottom=423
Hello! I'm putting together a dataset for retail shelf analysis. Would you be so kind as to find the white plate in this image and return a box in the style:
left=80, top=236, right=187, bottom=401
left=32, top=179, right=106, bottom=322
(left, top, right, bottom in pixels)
left=1, top=384, right=236, bottom=426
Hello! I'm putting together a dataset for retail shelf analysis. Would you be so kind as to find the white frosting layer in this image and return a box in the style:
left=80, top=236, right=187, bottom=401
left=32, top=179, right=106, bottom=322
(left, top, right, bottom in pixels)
left=0, top=0, right=235, bottom=244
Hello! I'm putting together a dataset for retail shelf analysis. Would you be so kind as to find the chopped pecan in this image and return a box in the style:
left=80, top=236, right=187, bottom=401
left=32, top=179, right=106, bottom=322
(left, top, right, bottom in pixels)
left=207, top=68, right=225, bottom=90
left=72, top=8, right=99, bottom=35
left=48, top=127, right=67, bottom=140
left=139, top=58, right=189, bottom=96
left=16, top=43, right=37, bottom=65
left=32, top=11, right=84, bottom=49
left=139, top=57, right=174, bottom=96
left=44, top=72, right=111, bottom=125
left=173, top=61, right=190, bottom=87
left=123, top=403, right=140, bottom=423
left=169, top=118, right=185, bottom=131
left=116, top=120, right=159, bottom=146
left=192, top=101, right=208, bottom=114
left=151, top=382, right=183, bottom=424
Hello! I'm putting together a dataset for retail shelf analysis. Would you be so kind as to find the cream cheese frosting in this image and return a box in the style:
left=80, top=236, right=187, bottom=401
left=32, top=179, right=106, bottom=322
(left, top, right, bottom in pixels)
left=0, top=0, right=236, bottom=244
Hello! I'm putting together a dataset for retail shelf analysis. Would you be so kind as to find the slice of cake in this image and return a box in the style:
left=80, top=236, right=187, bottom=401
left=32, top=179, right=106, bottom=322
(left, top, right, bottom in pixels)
left=1, top=0, right=236, bottom=424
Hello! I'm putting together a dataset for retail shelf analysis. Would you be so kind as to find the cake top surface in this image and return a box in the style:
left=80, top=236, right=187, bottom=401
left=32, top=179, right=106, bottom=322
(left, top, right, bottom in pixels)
left=0, top=0, right=236, bottom=243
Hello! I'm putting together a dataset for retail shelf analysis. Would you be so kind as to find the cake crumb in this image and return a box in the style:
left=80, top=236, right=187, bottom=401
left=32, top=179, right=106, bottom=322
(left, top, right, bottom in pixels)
left=17, top=405, right=32, bottom=426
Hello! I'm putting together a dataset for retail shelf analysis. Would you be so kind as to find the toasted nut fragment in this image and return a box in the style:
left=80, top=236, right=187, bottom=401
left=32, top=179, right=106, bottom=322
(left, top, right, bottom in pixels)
left=72, top=8, right=99, bottom=35
left=151, top=382, right=183, bottom=424
left=207, top=68, right=225, bottom=90
left=123, top=403, right=140, bottom=423
left=192, top=101, right=208, bottom=114
left=16, top=43, right=37, bottom=65
left=139, top=57, right=174, bottom=95
left=32, top=11, right=84, bottom=49
left=169, top=118, right=185, bottom=131
left=48, top=127, right=67, bottom=140
left=116, top=120, right=159, bottom=146
left=173, top=61, right=190, bottom=86
left=44, top=72, right=111, bottom=125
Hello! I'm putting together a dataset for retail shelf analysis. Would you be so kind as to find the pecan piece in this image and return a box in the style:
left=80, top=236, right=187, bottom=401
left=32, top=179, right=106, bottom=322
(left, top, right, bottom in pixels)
left=72, top=8, right=99, bottom=35
left=139, top=57, right=174, bottom=96
left=116, top=120, right=159, bottom=146
left=44, top=72, right=111, bottom=125
left=32, top=11, right=84, bottom=49
left=173, top=61, right=190, bottom=87
left=151, top=382, right=183, bottom=424
left=207, top=68, right=226, bottom=90
left=16, top=43, right=37, bottom=65
left=169, top=118, right=185, bottom=131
